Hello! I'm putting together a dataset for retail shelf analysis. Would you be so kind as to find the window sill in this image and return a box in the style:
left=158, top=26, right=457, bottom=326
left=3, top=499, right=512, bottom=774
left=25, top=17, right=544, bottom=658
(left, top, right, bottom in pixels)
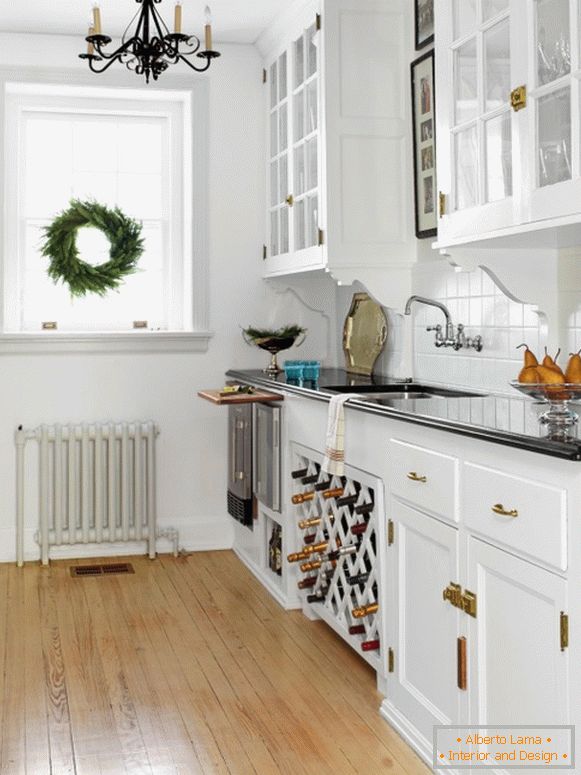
left=0, top=331, right=214, bottom=354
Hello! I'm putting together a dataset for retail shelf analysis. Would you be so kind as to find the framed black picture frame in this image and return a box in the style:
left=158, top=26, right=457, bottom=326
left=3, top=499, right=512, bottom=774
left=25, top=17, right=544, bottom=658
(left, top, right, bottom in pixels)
left=411, top=50, right=437, bottom=239
left=415, top=0, right=434, bottom=50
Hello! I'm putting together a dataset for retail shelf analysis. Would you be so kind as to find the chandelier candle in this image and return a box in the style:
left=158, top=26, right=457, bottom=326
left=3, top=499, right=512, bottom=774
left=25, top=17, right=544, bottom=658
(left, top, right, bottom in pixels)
left=92, top=4, right=102, bottom=34
left=80, top=0, right=220, bottom=83
left=204, top=5, right=213, bottom=50
left=87, top=26, right=95, bottom=55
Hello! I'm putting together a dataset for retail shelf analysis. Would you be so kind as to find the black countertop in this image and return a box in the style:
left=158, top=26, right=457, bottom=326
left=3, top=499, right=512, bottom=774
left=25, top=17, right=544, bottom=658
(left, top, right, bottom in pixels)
left=226, top=368, right=581, bottom=461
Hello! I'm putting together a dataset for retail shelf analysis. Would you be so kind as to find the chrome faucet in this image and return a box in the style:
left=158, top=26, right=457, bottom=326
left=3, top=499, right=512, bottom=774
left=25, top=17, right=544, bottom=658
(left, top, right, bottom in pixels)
left=404, top=295, right=483, bottom=352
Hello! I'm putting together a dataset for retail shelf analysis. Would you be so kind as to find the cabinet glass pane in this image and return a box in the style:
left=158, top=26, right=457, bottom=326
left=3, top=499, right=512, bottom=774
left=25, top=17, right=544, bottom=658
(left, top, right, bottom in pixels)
left=270, top=161, right=278, bottom=207
left=280, top=208, right=289, bottom=254
left=306, top=195, right=318, bottom=248
left=306, top=137, right=318, bottom=191
left=294, top=35, right=304, bottom=88
left=455, top=127, right=478, bottom=210
left=279, top=103, right=288, bottom=152
left=485, top=19, right=511, bottom=112
left=270, top=62, right=277, bottom=109
left=538, top=87, right=571, bottom=187
left=278, top=53, right=287, bottom=101
left=453, top=0, right=477, bottom=40
left=536, top=0, right=570, bottom=86
left=279, top=155, right=288, bottom=204
left=295, top=199, right=305, bottom=250
left=455, top=38, right=478, bottom=124
left=270, top=110, right=278, bottom=157
left=270, top=211, right=279, bottom=256
left=294, top=145, right=305, bottom=195
left=483, top=0, right=509, bottom=20
left=307, top=24, right=317, bottom=78
left=306, top=81, right=318, bottom=134
left=294, top=90, right=305, bottom=142
left=485, top=113, right=513, bottom=202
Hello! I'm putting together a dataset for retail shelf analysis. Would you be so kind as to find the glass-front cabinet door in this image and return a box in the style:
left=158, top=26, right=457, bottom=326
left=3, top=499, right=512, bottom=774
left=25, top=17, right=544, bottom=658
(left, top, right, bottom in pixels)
left=436, top=0, right=521, bottom=244
left=525, top=0, right=581, bottom=221
left=265, top=10, right=323, bottom=275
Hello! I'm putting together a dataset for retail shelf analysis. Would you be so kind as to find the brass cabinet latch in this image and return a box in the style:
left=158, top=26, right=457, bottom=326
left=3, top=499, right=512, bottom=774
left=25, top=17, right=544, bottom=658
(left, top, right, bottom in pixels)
left=387, top=519, right=395, bottom=546
left=443, top=582, right=477, bottom=618
left=510, top=85, right=527, bottom=112
left=439, top=191, right=446, bottom=218
left=560, top=611, right=569, bottom=651
left=388, top=647, right=395, bottom=673
left=457, top=636, right=467, bottom=690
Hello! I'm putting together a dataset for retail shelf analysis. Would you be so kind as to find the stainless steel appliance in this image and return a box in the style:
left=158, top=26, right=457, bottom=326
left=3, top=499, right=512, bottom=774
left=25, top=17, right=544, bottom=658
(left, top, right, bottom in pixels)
left=227, top=402, right=281, bottom=528
left=227, top=404, right=253, bottom=527
left=253, top=401, right=281, bottom=512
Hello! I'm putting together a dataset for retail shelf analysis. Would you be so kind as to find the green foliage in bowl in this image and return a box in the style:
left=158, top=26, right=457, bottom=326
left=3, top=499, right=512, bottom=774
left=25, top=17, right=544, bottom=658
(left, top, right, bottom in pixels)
left=242, top=325, right=307, bottom=342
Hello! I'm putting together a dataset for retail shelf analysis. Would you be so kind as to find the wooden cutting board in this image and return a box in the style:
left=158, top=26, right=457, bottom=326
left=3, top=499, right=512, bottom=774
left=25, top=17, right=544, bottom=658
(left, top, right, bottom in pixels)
left=198, top=389, right=284, bottom=405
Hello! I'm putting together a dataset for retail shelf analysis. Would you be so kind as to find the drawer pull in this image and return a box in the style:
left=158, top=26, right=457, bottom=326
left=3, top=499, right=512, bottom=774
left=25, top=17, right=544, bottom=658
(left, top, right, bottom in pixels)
left=407, top=472, right=427, bottom=483
left=492, top=503, right=518, bottom=518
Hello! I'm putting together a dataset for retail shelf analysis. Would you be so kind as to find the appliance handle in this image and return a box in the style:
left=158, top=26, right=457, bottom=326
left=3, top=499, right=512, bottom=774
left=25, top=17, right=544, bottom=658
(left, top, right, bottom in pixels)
left=272, top=408, right=281, bottom=511
left=230, top=413, right=237, bottom=485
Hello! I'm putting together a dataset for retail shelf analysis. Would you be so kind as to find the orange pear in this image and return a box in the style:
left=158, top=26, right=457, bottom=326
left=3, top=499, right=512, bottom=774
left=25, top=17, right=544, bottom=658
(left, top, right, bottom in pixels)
left=517, top=343, right=538, bottom=368
left=542, top=348, right=565, bottom=378
left=565, top=350, right=581, bottom=384
left=518, top=366, right=540, bottom=384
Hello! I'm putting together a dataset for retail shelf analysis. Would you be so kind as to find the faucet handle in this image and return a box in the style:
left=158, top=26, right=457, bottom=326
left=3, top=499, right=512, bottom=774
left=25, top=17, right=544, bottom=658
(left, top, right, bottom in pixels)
left=426, top=324, right=442, bottom=332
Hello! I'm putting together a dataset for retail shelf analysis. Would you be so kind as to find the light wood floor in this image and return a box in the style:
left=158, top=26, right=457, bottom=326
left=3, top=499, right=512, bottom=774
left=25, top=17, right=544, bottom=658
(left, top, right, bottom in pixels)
left=0, top=551, right=429, bottom=775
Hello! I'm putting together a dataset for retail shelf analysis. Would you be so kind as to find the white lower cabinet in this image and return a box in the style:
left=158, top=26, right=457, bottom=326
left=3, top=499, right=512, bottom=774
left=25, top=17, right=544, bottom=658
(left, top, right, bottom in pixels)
left=388, top=500, right=461, bottom=744
left=467, top=538, right=569, bottom=727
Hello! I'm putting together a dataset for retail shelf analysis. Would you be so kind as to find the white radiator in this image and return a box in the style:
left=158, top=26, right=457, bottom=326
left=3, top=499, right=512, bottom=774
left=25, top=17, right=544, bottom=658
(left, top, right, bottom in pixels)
left=16, top=421, right=162, bottom=567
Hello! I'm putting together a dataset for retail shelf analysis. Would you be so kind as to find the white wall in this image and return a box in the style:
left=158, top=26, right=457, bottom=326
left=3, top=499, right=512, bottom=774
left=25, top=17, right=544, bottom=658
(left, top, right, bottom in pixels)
left=0, top=33, right=335, bottom=562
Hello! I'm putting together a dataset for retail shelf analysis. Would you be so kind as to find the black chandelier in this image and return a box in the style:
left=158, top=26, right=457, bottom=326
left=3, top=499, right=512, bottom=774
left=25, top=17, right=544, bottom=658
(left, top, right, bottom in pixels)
left=79, top=0, right=221, bottom=83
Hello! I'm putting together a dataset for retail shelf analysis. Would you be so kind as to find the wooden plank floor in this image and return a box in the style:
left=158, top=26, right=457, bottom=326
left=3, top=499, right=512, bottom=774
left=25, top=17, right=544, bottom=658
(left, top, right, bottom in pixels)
left=0, top=551, right=429, bottom=775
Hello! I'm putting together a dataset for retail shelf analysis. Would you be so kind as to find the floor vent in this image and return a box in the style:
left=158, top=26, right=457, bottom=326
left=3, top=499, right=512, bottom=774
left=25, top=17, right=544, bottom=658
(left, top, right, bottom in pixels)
left=70, top=563, right=135, bottom=578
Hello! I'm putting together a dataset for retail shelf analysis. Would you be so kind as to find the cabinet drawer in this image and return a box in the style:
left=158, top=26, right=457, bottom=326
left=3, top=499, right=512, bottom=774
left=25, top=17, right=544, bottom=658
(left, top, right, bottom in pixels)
left=389, top=439, right=458, bottom=523
left=463, top=463, right=567, bottom=571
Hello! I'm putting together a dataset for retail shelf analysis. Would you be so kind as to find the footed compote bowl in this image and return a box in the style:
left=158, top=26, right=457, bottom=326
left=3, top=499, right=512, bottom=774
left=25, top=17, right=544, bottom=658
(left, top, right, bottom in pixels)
left=242, top=330, right=306, bottom=375
left=510, top=381, right=581, bottom=441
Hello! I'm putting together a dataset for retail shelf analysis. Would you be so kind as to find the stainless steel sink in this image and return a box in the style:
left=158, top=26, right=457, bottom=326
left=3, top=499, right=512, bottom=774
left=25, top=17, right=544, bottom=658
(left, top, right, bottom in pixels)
left=322, top=383, right=484, bottom=399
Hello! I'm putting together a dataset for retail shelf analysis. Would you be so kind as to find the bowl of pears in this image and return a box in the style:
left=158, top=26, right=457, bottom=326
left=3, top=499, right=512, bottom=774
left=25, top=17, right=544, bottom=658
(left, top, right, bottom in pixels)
left=511, top=344, right=581, bottom=440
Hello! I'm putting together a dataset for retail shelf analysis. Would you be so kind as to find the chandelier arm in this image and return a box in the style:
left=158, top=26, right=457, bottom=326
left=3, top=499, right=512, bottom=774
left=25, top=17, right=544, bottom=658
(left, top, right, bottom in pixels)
left=91, top=37, right=138, bottom=60
left=150, top=2, right=171, bottom=41
left=176, top=54, right=213, bottom=73
left=87, top=54, right=130, bottom=74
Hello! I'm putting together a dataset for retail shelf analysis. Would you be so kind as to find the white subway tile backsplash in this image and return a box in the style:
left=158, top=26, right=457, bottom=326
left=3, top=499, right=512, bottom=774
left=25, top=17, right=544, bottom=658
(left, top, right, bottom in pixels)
left=406, top=264, right=543, bottom=395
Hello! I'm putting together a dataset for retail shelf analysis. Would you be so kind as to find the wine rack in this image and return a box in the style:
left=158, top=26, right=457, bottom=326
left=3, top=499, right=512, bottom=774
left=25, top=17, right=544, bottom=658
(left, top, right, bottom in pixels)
left=289, top=444, right=384, bottom=672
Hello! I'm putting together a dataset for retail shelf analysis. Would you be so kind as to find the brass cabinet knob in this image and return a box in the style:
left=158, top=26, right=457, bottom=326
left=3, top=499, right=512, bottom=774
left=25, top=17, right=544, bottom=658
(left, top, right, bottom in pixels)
left=286, top=194, right=294, bottom=207
left=492, top=503, right=518, bottom=518
left=407, top=471, right=427, bottom=483
left=510, top=85, right=527, bottom=112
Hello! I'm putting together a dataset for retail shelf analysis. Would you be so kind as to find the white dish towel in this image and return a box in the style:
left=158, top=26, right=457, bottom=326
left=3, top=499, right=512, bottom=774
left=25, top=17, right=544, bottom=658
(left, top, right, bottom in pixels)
left=322, top=394, right=361, bottom=476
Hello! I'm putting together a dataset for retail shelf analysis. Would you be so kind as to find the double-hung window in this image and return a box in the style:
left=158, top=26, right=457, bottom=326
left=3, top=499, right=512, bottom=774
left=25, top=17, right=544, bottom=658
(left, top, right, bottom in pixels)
left=3, top=80, right=208, bottom=348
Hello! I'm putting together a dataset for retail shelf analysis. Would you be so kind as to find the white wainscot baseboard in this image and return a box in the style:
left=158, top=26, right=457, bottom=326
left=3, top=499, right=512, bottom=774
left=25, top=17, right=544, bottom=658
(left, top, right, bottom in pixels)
left=0, top=515, right=234, bottom=564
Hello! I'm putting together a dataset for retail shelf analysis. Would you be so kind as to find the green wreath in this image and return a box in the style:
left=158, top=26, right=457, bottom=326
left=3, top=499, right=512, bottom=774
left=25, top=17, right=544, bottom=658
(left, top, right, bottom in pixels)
left=40, top=199, right=144, bottom=298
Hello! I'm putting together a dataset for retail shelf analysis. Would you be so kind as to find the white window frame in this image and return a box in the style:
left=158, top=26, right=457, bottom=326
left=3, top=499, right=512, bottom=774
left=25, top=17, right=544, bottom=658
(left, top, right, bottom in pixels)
left=0, top=67, right=212, bottom=354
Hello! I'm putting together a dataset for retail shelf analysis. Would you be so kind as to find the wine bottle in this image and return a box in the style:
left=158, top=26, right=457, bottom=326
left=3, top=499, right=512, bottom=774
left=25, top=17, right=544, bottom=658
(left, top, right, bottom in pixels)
left=314, top=479, right=333, bottom=491
left=298, top=576, right=318, bottom=590
left=347, top=571, right=370, bottom=586
left=355, top=502, right=374, bottom=516
left=274, top=526, right=282, bottom=576
left=350, top=523, right=368, bottom=536
left=348, top=624, right=366, bottom=635
left=361, top=639, right=380, bottom=652
left=323, top=487, right=345, bottom=500
left=291, top=491, right=316, bottom=505
left=291, top=467, right=309, bottom=479
left=287, top=550, right=311, bottom=563
left=352, top=602, right=379, bottom=618
left=307, top=588, right=329, bottom=603
left=298, top=516, right=321, bottom=530
left=325, top=544, right=359, bottom=562
left=335, top=493, right=359, bottom=508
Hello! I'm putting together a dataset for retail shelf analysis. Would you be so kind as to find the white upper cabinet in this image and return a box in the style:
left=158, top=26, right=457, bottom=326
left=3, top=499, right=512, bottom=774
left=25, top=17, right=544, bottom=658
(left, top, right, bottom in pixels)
left=435, top=0, right=581, bottom=248
left=259, top=0, right=416, bottom=289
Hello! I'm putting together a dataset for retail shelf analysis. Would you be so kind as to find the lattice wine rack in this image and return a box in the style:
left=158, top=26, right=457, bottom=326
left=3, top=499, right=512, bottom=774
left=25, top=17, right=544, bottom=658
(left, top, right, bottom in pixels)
left=288, top=444, right=384, bottom=672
